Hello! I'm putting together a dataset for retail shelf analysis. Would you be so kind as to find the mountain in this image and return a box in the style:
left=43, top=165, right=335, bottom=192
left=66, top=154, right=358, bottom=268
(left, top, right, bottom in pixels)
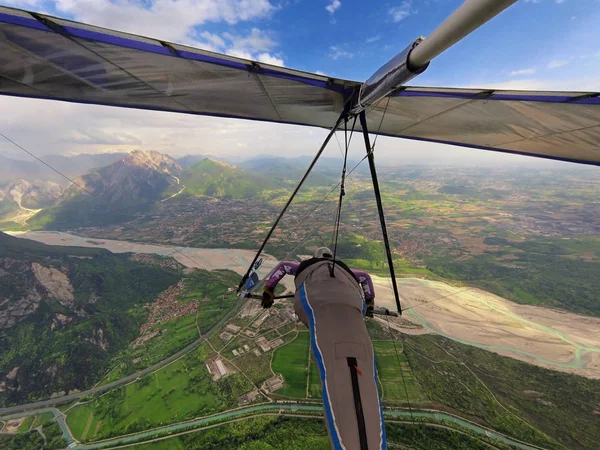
left=0, top=153, right=127, bottom=184
left=32, top=151, right=182, bottom=228
left=182, top=158, right=276, bottom=199
left=0, top=180, right=63, bottom=229
left=64, top=150, right=182, bottom=206
left=177, top=154, right=211, bottom=167
left=0, top=179, right=62, bottom=209
left=0, top=231, right=179, bottom=405
left=27, top=153, right=273, bottom=229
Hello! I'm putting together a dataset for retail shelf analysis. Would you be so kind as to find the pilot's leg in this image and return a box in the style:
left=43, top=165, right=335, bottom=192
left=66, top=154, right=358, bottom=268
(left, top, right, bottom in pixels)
left=296, top=282, right=387, bottom=450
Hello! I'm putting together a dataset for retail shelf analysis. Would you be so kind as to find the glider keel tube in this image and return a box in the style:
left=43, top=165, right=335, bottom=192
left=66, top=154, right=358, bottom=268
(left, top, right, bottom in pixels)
left=352, top=38, right=429, bottom=115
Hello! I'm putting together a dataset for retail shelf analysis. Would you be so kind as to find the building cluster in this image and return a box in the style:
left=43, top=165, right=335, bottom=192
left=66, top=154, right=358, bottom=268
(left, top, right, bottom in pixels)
left=136, top=281, right=199, bottom=341
left=205, top=357, right=231, bottom=381
left=262, top=375, right=284, bottom=393
left=232, top=344, right=251, bottom=357
left=238, top=388, right=261, bottom=405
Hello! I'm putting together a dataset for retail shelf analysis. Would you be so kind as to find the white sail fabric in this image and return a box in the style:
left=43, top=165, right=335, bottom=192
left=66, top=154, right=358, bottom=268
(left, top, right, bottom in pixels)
left=1, top=6, right=598, bottom=165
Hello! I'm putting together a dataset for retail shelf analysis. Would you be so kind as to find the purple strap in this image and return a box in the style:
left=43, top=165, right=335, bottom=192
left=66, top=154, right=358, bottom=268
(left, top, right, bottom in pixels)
left=266, top=261, right=375, bottom=301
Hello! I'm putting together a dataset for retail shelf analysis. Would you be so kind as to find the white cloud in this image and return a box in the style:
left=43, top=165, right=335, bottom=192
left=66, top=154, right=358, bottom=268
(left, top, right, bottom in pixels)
left=4, top=0, right=276, bottom=45
left=218, top=29, right=285, bottom=66
left=366, top=34, right=381, bottom=43
left=556, top=0, right=566, bottom=4
left=466, top=77, right=600, bottom=91
left=510, top=68, right=536, bottom=76
left=329, top=46, right=353, bottom=60
left=197, top=31, right=226, bottom=51
left=389, top=1, right=413, bottom=22
left=325, top=0, right=341, bottom=14
left=315, top=70, right=327, bottom=76
left=547, top=60, right=568, bottom=69
left=257, top=52, right=284, bottom=67
left=223, top=28, right=277, bottom=53
left=0, top=97, right=331, bottom=159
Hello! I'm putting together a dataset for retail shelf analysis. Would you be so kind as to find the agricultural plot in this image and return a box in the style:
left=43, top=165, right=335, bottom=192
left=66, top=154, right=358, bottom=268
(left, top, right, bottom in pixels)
left=67, top=345, right=251, bottom=442
left=100, top=314, right=200, bottom=385
left=67, top=404, right=100, bottom=442
left=308, top=358, right=322, bottom=399
left=196, top=295, right=238, bottom=335
left=372, top=340, right=425, bottom=404
left=271, top=331, right=310, bottom=398
left=32, top=412, right=54, bottom=428
left=17, top=415, right=34, bottom=433
left=231, top=350, right=273, bottom=385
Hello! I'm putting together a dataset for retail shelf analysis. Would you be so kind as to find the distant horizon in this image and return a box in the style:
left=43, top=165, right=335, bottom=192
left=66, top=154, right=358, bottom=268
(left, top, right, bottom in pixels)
left=2, top=145, right=598, bottom=174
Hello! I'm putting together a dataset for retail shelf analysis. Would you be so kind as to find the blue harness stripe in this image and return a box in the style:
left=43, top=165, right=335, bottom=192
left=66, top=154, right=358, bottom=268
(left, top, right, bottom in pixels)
left=373, top=356, right=387, bottom=449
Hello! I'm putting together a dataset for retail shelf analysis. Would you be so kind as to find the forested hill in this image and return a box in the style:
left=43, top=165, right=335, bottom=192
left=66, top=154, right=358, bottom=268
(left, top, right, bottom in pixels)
left=0, top=232, right=180, bottom=406
left=182, top=158, right=276, bottom=198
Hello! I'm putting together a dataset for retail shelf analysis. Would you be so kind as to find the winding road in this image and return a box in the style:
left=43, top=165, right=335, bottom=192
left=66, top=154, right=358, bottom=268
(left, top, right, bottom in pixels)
left=0, top=403, right=548, bottom=450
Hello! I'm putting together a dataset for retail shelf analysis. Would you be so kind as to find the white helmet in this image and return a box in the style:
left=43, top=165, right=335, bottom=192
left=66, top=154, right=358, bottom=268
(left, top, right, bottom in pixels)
left=314, top=247, right=333, bottom=259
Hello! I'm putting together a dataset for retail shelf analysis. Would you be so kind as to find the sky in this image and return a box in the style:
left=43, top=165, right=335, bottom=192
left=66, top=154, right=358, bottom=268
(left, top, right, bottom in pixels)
left=0, top=0, right=599, bottom=166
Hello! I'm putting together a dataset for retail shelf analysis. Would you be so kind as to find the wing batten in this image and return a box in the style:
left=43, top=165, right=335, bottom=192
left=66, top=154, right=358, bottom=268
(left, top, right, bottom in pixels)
left=0, top=7, right=350, bottom=93
left=392, top=88, right=600, bottom=104
left=0, top=5, right=598, bottom=165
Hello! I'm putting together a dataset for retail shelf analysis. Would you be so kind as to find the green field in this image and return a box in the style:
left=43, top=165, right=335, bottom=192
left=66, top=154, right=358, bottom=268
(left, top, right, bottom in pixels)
left=132, top=439, right=186, bottom=450
left=403, top=334, right=600, bottom=450
left=67, top=403, right=101, bottom=442
left=99, top=270, right=239, bottom=385
left=307, top=358, right=322, bottom=399
left=100, top=314, right=200, bottom=386
left=271, top=331, right=310, bottom=398
left=130, top=416, right=330, bottom=450
left=372, top=340, right=425, bottom=404
left=32, top=412, right=54, bottom=428
left=17, top=415, right=34, bottom=433
left=66, top=345, right=252, bottom=442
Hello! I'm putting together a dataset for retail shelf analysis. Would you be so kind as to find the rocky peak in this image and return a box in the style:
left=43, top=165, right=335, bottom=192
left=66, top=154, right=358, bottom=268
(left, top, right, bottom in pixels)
left=0, top=179, right=62, bottom=209
left=125, top=150, right=182, bottom=175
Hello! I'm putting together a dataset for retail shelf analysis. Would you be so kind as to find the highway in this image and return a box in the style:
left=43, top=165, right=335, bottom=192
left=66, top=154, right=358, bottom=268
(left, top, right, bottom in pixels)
left=0, top=403, right=547, bottom=450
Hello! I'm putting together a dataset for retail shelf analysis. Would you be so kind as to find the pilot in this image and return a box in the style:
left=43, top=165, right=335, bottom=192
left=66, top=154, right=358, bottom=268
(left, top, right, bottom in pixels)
left=263, top=247, right=386, bottom=450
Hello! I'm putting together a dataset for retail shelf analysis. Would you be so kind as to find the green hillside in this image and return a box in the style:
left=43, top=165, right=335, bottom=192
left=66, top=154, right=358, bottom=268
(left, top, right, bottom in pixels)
left=0, top=232, right=180, bottom=406
left=182, top=159, right=276, bottom=199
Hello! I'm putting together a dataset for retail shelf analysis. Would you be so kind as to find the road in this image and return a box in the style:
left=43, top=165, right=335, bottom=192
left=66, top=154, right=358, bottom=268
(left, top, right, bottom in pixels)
left=2, top=403, right=545, bottom=450
left=0, top=298, right=247, bottom=416
left=0, top=407, right=75, bottom=445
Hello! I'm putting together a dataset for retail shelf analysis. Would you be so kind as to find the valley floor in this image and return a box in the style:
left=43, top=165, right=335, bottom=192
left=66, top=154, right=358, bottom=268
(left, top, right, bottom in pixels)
left=11, top=231, right=600, bottom=379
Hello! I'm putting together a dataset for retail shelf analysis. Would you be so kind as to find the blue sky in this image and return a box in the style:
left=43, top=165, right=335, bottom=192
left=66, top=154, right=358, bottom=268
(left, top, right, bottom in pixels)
left=1, top=0, right=599, bottom=162
left=9, top=0, right=597, bottom=86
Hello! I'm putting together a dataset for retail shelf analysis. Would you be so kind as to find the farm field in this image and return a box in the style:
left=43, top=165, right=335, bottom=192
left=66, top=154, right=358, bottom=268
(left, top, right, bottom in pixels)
left=372, top=340, right=425, bottom=403
left=66, top=345, right=251, bottom=442
left=271, top=331, right=310, bottom=398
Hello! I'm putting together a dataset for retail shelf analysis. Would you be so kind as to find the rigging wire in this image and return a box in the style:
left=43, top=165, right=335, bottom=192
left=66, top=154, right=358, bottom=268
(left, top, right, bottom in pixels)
left=371, top=96, right=392, bottom=151
left=382, top=313, right=415, bottom=423
left=237, top=110, right=349, bottom=292
left=330, top=115, right=357, bottom=275
left=401, top=261, right=533, bottom=313
left=0, top=131, right=93, bottom=196
left=248, top=99, right=391, bottom=290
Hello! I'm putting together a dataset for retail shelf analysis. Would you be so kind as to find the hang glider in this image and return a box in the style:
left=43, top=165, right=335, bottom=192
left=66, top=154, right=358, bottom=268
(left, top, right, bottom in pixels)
left=0, top=2, right=599, bottom=166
